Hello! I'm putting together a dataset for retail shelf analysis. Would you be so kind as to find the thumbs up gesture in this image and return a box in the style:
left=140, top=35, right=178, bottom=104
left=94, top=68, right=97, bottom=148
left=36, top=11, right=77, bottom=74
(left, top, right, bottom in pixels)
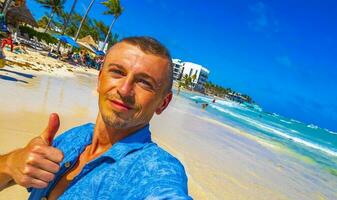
left=4, top=113, right=64, bottom=188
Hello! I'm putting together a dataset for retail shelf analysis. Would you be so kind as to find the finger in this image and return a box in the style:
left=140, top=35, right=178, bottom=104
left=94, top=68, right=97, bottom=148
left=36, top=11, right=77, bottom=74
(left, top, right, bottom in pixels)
left=40, top=113, right=60, bottom=145
left=29, top=178, right=49, bottom=189
left=19, top=175, right=48, bottom=188
left=27, top=153, right=60, bottom=173
left=41, top=147, right=64, bottom=163
left=31, top=144, right=64, bottom=164
left=24, top=165, right=55, bottom=183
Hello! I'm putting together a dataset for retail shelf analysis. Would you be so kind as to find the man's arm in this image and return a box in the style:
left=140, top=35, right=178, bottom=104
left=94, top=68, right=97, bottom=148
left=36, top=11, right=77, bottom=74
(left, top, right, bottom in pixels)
left=0, top=113, right=64, bottom=191
left=138, top=149, right=192, bottom=200
left=0, top=152, right=16, bottom=191
left=143, top=181, right=193, bottom=200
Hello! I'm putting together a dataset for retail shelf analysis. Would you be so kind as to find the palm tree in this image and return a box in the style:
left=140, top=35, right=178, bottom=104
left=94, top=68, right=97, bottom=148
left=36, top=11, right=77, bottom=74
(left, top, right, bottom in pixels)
left=180, top=74, right=192, bottom=89
left=67, top=12, right=99, bottom=40
left=59, top=0, right=78, bottom=35
left=74, top=0, right=95, bottom=41
left=65, top=12, right=82, bottom=36
left=93, top=20, right=108, bottom=38
left=37, top=15, right=50, bottom=28
left=110, top=33, right=119, bottom=45
left=1, top=0, right=12, bottom=15
left=100, top=0, right=123, bottom=51
left=191, top=73, right=197, bottom=82
left=35, top=0, right=66, bottom=33
left=56, top=0, right=78, bottom=52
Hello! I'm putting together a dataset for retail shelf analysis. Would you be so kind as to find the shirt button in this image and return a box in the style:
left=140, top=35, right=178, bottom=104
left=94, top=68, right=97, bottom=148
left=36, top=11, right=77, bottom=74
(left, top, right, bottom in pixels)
left=41, top=197, right=47, bottom=200
left=65, top=161, right=71, bottom=168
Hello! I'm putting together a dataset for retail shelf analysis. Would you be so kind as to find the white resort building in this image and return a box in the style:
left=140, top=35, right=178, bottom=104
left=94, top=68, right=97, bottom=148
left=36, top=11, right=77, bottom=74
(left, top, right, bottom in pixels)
left=172, top=59, right=184, bottom=80
left=172, top=59, right=210, bottom=91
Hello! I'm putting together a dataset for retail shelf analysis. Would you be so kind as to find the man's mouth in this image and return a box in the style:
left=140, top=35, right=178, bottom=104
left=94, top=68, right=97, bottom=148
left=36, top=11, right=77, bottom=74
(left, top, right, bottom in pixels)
left=109, top=99, right=133, bottom=110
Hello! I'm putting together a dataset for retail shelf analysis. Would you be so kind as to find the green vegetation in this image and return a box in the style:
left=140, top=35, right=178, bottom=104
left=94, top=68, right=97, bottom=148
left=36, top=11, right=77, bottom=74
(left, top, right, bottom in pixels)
left=178, top=74, right=192, bottom=89
left=177, top=74, right=197, bottom=90
left=19, top=26, right=58, bottom=44
left=35, top=0, right=66, bottom=33
left=178, top=75, right=253, bottom=103
left=34, top=0, right=122, bottom=48
left=73, top=0, right=95, bottom=41
left=101, top=0, right=124, bottom=50
left=205, top=81, right=253, bottom=103
left=36, top=11, right=119, bottom=47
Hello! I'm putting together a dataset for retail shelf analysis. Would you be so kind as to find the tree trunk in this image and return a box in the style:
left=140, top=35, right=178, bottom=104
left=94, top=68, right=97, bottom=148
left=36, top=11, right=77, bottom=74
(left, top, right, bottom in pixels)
left=74, top=0, right=95, bottom=41
left=101, top=17, right=117, bottom=51
left=2, top=0, right=12, bottom=14
left=44, top=11, right=55, bottom=33
left=57, top=0, right=78, bottom=52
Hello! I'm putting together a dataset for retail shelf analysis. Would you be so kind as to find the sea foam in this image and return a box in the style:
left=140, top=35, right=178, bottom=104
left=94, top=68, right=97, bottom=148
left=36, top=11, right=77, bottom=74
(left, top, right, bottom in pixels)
left=207, top=103, right=337, bottom=157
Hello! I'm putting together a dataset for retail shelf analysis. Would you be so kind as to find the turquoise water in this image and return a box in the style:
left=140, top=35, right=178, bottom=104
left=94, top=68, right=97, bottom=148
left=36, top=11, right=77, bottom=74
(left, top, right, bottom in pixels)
left=176, top=90, right=337, bottom=175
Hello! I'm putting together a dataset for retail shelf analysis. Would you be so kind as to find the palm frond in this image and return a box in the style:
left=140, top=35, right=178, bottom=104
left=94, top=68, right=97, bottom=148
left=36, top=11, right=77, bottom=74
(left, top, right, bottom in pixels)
left=101, top=0, right=124, bottom=18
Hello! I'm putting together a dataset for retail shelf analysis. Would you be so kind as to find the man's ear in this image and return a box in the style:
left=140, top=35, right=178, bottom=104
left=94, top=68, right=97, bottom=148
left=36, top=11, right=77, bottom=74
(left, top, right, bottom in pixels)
left=156, top=92, right=173, bottom=115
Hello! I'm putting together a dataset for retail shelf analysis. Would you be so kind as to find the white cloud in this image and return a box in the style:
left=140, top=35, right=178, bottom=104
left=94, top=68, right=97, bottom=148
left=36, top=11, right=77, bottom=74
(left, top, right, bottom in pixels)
left=248, top=1, right=279, bottom=33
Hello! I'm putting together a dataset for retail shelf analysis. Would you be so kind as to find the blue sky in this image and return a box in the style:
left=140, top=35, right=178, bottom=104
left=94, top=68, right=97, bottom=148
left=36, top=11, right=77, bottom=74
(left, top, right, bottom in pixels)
left=27, top=0, right=337, bottom=131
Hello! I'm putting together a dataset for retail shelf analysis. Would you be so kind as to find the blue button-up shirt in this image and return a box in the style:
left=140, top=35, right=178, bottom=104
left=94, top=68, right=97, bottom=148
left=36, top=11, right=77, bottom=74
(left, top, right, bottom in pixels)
left=29, top=123, right=191, bottom=199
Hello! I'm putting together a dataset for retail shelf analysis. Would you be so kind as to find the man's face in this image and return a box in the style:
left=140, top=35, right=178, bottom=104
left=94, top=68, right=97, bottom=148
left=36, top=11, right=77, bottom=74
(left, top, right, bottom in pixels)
left=97, top=42, right=172, bottom=129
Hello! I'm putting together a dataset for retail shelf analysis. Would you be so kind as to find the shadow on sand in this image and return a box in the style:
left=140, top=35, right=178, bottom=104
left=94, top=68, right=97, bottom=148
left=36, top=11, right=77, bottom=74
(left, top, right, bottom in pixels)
left=0, top=68, right=36, bottom=83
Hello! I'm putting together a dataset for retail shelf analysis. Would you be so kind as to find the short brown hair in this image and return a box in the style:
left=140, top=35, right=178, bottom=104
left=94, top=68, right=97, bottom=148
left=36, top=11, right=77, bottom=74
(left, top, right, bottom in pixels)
left=117, top=36, right=173, bottom=94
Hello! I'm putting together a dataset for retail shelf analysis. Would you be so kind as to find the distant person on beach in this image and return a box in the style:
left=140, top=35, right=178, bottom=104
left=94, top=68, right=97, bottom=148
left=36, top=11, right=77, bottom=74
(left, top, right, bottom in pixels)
left=202, top=103, right=208, bottom=109
left=1, top=33, right=13, bottom=52
left=66, top=51, right=73, bottom=60
left=95, top=55, right=104, bottom=70
left=0, top=36, right=191, bottom=199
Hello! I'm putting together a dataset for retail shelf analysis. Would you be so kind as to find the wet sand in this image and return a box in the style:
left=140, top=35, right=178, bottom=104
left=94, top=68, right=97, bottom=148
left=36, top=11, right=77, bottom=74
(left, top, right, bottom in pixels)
left=1, top=53, right=337, bottom=199
left=151, top=96, right=337, bottom=199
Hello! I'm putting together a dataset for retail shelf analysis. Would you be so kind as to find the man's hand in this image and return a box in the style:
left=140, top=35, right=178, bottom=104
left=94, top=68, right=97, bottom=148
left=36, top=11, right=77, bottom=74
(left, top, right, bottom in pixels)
left=1, top=113, right=64, bottom=189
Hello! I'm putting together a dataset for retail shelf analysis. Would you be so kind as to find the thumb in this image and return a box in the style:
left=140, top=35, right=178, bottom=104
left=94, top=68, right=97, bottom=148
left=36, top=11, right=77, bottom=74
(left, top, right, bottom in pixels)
left=40, top=113, right=60, bottom=145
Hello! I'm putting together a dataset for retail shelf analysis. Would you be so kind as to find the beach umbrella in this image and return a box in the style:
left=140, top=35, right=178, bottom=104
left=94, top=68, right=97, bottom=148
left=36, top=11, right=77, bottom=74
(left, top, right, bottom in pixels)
left=6, top=5, right=38, bottom=27
left=78, top=35, right=97, bottom=48
left=52, top=34, right=80, bottom=48
left=77, top=41, right=96, bottom=53
left=94, top=50, right=105, bottom=56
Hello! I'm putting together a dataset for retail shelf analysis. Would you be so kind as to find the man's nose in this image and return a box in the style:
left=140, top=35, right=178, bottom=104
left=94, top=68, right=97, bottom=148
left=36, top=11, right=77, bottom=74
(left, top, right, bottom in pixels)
left=118, top=77, right=135, bottom=97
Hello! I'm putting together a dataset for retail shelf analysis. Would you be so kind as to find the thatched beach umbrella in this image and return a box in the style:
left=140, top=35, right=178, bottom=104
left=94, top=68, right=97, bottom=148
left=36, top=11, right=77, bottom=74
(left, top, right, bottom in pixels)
left=6, top=5, right=38, bottom=27
left=78, top=35, right=97, bottom=48
left=77, top=41, right=96, bottom=53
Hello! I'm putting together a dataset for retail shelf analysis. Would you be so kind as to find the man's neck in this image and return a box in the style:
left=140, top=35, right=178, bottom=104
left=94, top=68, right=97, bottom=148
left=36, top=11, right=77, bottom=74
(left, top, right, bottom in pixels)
left=89, top=113, right=145, bottom=156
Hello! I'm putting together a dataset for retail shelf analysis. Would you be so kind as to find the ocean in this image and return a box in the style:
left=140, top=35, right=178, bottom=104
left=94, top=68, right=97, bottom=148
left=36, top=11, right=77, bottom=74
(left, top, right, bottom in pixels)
left=177, top=90, right=337, bottom=177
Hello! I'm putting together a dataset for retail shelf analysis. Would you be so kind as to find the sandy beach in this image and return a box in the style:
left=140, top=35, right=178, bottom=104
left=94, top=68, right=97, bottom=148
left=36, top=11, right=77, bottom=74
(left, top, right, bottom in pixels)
left=1, top=49, right=337, bottom=199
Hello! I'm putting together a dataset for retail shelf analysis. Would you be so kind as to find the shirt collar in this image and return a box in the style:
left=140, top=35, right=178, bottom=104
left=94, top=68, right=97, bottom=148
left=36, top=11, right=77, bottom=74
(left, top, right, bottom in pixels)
left=100, top=124, right=152, bottom=161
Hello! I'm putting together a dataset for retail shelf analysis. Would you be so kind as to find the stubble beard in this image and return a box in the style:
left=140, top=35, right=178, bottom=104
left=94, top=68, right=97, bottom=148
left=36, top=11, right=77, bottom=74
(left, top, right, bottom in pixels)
left=99, top=93, right=135, bottom=129
left=99, top=94, right=152, bottom=130
left=101, top=109, right=130, bottom=129
left=100, top=105, right=152, bottom=130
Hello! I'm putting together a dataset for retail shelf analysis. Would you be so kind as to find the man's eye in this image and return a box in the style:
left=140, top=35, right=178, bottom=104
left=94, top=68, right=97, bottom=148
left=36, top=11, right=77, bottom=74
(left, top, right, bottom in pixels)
left=110, top=69, right=124, bottom=75
left=138, top=79, right=153, bottom=89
